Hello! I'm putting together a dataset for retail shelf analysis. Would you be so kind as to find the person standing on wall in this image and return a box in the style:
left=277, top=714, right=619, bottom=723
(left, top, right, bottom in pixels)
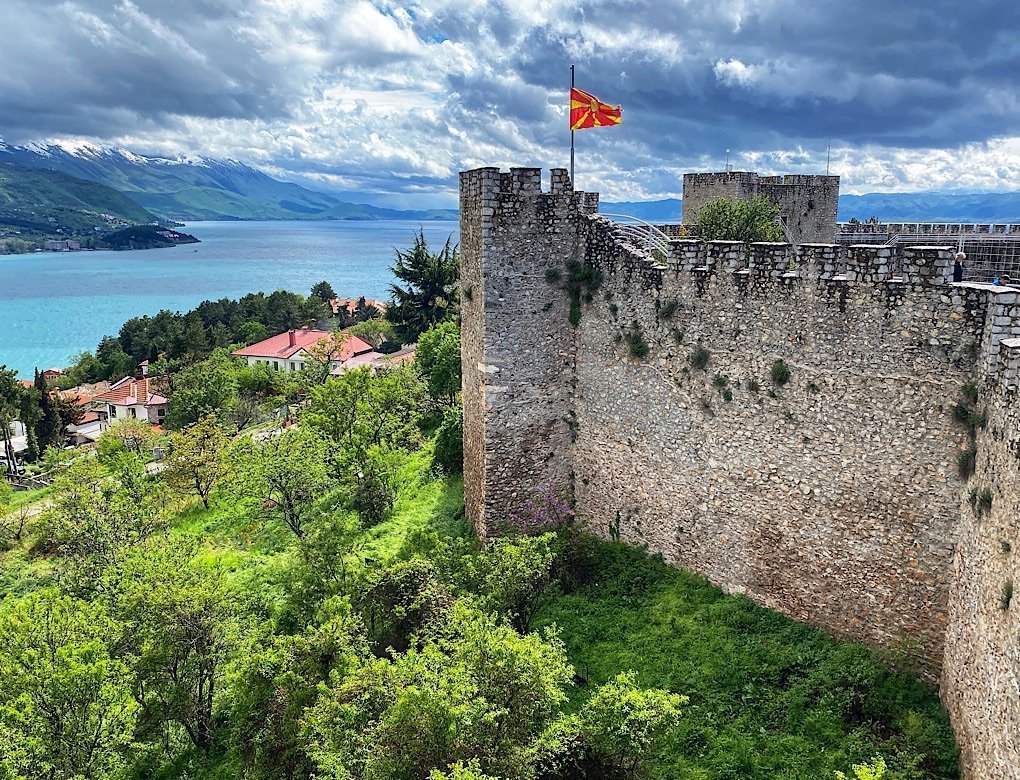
left=953, top=251, right=966, bottom=282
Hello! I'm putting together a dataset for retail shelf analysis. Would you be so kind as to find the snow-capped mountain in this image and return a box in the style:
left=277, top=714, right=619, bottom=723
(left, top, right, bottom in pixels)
left=0, top=141, right=456, bottom=222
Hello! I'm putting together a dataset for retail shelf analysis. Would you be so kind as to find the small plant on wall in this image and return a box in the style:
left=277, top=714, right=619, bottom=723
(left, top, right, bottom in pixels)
left=1000, top=579, right=1014, bottom=611
left=688, top=346, right=710, bottom=371
left=543, top=258, right=603, bottom=326
left=626, top=322, right=649, bottom=358
left=771, top=359, right=792, bottom=387
left=952, top=381, right=986, bottom=482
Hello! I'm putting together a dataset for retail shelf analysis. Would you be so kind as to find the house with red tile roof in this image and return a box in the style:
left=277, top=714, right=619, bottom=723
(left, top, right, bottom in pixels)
left=232, top=327, right=378, bottom=374
left=91, top=376, right=168, bottom=426
left=329, top=297, right=387, bottom=319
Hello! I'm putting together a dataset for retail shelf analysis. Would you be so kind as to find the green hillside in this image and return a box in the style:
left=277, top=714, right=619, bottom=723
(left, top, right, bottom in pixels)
left=0, top=162, right=154, bottom=233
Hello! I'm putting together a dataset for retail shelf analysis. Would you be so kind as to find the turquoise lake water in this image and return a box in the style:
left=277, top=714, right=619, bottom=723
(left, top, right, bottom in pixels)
left=0, top=220, right=459, bottom=378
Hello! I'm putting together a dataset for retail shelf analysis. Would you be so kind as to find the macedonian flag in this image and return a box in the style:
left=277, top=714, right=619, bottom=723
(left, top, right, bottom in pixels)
left=569, top=87, right=622, bottom=130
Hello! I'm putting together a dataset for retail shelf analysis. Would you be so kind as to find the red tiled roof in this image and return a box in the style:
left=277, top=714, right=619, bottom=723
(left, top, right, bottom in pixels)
left=57, top=381, right=111, bottom=406
left=330, top=351, right=385, bottom=373
left=18, top=380, right=33, bottom=389
left=329, top=297, right=387, bottom=317
left=93, top=376, right=168, bottom=407
left=232, top=327, right=374, bottom=361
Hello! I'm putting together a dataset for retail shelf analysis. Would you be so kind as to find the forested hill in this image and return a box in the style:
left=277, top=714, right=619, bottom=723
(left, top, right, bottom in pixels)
left=0, top=161, right=155, bottom=232
left=0, top=141, right=457, bottom=222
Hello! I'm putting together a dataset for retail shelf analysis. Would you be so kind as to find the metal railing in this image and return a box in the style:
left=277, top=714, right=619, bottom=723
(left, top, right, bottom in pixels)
left=600, top=214, right=673, bottom=264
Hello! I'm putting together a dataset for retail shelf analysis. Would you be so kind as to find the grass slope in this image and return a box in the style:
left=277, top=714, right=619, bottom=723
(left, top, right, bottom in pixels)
left=536, top=541, right=957, bottom=778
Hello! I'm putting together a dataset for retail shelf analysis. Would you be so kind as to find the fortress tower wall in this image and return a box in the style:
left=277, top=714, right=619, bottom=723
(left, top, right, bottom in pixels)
left=572, top=224, right=980, bottom=672
left=758, top=174, right=840, bottom=243
left=459, top=167, right=591, bottom=538
left=461, top=168, right=1020, bottom=776
left=680, top=171, right=759, bottom=226
left=682, top=171, right=840, bottom=244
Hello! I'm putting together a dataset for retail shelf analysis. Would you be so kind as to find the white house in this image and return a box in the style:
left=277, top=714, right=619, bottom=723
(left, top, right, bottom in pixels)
left=232, top=326, right=378, bottom=374
left=91, top=376, right=168, bottom=426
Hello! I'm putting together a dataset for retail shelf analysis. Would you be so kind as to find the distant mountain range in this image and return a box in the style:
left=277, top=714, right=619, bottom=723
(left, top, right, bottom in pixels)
left=0, top=162, right=159, bottom=242
left=0, top=141, right=458, bottom=222
left=604, top=193, right=1020, bottom=225
left=4, top=137, right=1019, bottom=226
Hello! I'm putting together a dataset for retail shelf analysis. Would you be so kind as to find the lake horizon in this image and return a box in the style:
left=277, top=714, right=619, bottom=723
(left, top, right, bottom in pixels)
left=0, top=219, right=460, bottom=378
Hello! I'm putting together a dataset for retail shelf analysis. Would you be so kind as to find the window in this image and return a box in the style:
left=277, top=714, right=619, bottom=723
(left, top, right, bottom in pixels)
left=273, top=361, right=279, bottom=370
left=290, top=361, right=296, bottom=371
left=130, top=408, right=137, bottom=419
left=110, top=406, right=117, bottom=418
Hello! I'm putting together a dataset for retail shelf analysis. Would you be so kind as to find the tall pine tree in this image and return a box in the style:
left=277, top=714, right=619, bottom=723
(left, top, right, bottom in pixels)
left=33, top=369, right=62, bottom=455
left=386, top=230, right=459, bottom=342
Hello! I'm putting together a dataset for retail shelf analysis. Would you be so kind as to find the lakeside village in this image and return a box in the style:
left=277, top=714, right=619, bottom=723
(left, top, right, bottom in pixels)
left=1, top=291, right=414, bottom=482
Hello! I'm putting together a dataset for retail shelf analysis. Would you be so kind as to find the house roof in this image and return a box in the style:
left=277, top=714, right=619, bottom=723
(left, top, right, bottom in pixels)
left=57, top=381, right=112, bottom=406
left=232, top=327, right=375, bottom=361
left=329, top=297, right=388, bottom=317
left=93, top=376, right=168, bottom=407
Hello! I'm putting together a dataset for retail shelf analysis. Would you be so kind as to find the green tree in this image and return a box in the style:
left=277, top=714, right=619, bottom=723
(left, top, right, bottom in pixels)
left=228, top=598, right=368, bottom=779
left=165, top=350, right=240, bottom=429
left=303, top=366, right=425, bottom=478
left=349, top=318, right=397, bottom=349
left=694, top=196, right=785, bottom=244
left=463, top=533, right=556, bottom=631
left=162, top=415, right=231, bottom=509
left=33, top=369, right=62, bottom=452
left=573, top=672, right=685, bottom=776
left=104, top=539, right=239, bottom=751
left=96, top=417, right=156, bottom=460
left=301, top=330, right=351, bottom=386
left=417, top=321, right=461, bottom=404
left=433, top=405, right=464, bottom=475
left=0, top=589, right=138, bottom=780
left=230, top=427, right=331, bottom=538
left=311, top=280, right=337, bottom=303
left=304, top=603, right=573, bottom=779
left=0, top=366, right=22, bottom=474
left=387, top=230, right=459, bottom=342
left=40, top=457, right=170, bottom=588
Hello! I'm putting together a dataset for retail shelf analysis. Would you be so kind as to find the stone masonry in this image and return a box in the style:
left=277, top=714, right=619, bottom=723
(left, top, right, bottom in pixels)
left=461, top=167, right=1020, bottom=778
left=682, top=171, right=840, bottom=244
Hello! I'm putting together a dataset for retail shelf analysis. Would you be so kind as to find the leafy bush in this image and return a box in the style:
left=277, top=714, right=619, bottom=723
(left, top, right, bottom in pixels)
left=626, top=323, right=650, bottom=359
left=351, top=467, right=396, bottom=528
left=688, top=346, right=711, bottom=371
left=771, top=358, right=792, bottom=386
left=433, top=405, right=464, bottom=475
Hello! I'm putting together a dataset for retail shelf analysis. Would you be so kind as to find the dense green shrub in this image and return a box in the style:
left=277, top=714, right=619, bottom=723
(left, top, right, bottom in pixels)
left=688, top=346, right=710, bottom=370
left=771, top=358, right=792, bottom=386
left=433, top=405, right=464, bottom=475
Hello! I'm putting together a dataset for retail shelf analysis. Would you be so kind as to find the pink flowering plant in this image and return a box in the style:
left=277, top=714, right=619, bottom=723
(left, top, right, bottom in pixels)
left=507, top=485, right=575, bottom=535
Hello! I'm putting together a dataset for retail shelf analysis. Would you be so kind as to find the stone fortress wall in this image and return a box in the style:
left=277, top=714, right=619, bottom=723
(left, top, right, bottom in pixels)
left=461, top=167, right=1020, bottom=778
left=682, top=171, right=840, bottom=244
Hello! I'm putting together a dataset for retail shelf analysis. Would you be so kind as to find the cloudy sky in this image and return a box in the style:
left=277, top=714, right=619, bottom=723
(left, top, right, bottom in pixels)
left=1, top=0, right=1018, bottom=207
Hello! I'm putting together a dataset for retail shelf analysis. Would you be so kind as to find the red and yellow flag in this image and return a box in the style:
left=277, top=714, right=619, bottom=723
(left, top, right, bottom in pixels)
left=569, top=87, right=622, bottom=130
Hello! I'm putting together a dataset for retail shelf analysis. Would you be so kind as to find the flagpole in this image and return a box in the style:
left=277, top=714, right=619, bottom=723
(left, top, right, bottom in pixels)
left=569, top=64, right=575, bottom=187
